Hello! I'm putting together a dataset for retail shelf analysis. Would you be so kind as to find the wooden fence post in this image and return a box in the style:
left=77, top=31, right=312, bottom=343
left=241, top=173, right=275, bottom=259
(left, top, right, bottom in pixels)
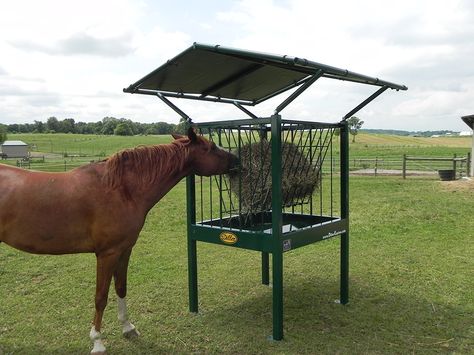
left=402, top=154, right=407, bottom=179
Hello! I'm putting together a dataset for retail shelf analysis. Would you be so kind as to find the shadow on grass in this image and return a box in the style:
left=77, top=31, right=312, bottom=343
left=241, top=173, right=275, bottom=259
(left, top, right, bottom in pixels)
left=192, top=277, right=473, bottom=354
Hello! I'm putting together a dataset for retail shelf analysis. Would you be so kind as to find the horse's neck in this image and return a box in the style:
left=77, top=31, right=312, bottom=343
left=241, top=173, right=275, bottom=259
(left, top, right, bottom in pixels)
left=124, top=145, right=193, bottom=211
left=141, top=165, right=191, bottom=210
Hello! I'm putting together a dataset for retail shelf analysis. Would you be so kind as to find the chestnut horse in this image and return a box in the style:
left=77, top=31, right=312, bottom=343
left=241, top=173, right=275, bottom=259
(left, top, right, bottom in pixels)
left=0, top=128, right=238, bottom=354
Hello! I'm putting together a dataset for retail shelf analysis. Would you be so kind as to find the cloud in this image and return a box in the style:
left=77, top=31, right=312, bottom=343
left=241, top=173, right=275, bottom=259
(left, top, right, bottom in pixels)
left=10, top=32, right=136, bottom=57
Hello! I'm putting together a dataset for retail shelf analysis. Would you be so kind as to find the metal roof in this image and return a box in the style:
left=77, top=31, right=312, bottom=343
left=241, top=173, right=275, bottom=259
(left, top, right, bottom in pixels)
left=124, top=43, right=407, bottom=106
left=461, top=115, right=474, bottom=129
left=1, top=140, right=28, bottom=146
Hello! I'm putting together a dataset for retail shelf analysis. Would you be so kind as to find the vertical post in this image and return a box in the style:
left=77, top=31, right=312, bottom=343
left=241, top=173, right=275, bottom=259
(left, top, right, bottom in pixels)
left=467, top=152, right=471, bottom=177
left=271, top=114, right=283, bottom=340
left=261, top=252, right=270, bottom=285
left=453, top=154, right=457, bottom=179
left=339, top=121, right=350, bottom=305
left=402, top=154, right=407, bottom=179
left=186, top=175, right=198, bottom=313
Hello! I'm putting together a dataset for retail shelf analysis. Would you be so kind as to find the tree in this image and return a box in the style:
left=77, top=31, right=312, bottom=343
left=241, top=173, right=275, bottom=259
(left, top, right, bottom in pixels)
left=59, top=118, right=76, bottom=133
left=347, top=116, right=364, bottom=143
left=101, top=117, right=119, bottom=135
left=34, top=120, right=45, bottom=133
left=46, top=116, right=60, bottom=133
left=114, top=122, right=134, bottom=136
left=0, top=124, right=7, bottom=143
left=175, top=117, right=188, bottom=135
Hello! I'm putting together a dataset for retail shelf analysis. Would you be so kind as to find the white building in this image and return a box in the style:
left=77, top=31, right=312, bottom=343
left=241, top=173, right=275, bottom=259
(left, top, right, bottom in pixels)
left=461, top=115, right=474, bottom=176
left=0, top=140, right=29, bottom=158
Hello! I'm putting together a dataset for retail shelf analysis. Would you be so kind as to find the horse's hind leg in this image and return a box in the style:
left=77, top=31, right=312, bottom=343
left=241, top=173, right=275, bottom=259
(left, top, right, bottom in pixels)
left=114, top=247, right=139, bottom=338
left=90, top=252, right=121, bottom=355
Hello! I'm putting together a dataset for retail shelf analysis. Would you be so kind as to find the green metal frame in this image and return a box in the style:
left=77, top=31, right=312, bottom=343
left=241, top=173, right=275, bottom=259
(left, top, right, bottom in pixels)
left=186, top=116, right=349, bottom=340
left=123, top=43, right=407, bottom=341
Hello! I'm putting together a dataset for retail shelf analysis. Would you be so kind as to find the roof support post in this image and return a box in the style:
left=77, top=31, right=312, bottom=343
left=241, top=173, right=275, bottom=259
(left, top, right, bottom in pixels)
left=156, top=92, right=192, bottom=123
left=233, top=101, right=259, bottom=119
left=342, top=86, right=388, bottom=121
left=274, top=70, right=324, bottom=115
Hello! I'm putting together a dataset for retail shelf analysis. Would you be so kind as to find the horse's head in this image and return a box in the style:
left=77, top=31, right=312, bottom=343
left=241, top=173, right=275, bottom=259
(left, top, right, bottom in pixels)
left=172, top=128, right=239, bottom=176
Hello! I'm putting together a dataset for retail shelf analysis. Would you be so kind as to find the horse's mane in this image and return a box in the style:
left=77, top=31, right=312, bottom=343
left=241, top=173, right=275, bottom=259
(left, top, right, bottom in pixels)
left=103, top=140, right=190, bottom=189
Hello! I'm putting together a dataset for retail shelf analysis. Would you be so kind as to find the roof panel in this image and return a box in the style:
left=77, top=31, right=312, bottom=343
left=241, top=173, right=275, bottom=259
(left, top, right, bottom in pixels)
left=124, top=43, right=407, bottom=105
left=462, top=115, right=474, bottom=129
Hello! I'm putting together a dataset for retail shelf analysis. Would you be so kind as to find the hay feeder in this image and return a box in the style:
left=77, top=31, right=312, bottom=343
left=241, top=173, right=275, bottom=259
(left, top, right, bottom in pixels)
left=124, top=43, right=407, bottom=340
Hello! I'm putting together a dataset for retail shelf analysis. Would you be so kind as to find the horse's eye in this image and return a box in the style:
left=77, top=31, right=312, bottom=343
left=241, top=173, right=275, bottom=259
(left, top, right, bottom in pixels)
left=211, top=143, right=217, bottom=151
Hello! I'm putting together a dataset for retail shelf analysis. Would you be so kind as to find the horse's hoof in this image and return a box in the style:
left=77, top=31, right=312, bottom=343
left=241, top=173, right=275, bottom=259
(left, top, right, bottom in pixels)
left=123, top=327, right=140, bottom=339
left=91, top=351, right=107, bottom=355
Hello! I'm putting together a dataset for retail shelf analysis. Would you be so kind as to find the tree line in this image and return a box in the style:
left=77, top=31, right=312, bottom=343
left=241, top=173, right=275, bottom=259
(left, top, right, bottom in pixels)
left=3, top=117, right=187, bottom=136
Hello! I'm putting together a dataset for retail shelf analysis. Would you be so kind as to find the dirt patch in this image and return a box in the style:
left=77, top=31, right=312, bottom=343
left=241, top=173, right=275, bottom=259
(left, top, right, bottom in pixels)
left=439, top=178, right=474, bottom=192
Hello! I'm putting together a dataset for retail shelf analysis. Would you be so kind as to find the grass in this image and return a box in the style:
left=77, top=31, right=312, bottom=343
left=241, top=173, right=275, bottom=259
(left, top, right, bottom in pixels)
left=0, top=176, right=473, bottom=354
left=0, top=133, right=473, bottom=353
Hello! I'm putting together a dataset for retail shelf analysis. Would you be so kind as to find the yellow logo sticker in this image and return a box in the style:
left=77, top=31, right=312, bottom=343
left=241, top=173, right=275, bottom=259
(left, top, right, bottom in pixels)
left=219, top=231, right=238, bottom=244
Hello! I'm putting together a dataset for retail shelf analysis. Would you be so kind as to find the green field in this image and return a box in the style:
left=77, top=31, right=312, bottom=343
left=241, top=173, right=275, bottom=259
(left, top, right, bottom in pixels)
left=0, top=133, right=473, bottom=354
left=2, top=132, right=471, bottom=174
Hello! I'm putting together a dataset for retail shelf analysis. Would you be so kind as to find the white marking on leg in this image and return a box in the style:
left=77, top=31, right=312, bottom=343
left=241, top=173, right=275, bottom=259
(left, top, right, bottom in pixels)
left=117, top=296, right=139, bottom=337
left=90, top=326, right=106, bottom=354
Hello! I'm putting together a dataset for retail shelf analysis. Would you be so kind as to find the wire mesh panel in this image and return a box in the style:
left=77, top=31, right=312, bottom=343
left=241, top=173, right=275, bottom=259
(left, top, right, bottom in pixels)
left=194, top=118, right=341, bottom=234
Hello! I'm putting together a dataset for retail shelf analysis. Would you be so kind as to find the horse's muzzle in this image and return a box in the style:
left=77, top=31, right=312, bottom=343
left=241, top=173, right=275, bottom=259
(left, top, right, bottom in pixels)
left=228, top=154, right=240, bottom=173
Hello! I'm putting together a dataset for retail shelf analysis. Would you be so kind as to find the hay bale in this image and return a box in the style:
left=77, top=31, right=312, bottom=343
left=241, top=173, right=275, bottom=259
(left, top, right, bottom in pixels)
left=228, top=139, right=319, bottom=213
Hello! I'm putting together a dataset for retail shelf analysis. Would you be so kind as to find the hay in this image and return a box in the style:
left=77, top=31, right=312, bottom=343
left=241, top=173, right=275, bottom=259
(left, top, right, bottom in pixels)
left=227, top=139, right=319, bottom=213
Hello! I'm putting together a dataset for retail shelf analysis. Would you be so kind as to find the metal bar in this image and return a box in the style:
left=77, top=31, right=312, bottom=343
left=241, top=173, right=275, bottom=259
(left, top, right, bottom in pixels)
left=262, top=252, right=270, bottom=285
left=270, top=114, right=284, bottom=341
left=339, top=121, right=349, bottom=305
left=156, top=92, right=192, bottom=122
left=342, top=86, right=389, bottom=121
left=275, top=70, right=324, bottom=114
left=130, top=88, right=255, bottom=106
left=186, top=175, right=198, bottom=312
left=233, top=101, right=259, bottom=119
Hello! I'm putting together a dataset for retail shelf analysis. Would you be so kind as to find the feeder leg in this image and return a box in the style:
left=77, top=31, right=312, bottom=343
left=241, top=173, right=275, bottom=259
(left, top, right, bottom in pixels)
left=272, top=251, right=283, bottom=340
left=340, top=231, right=349, bottom=304
left=261, top=252, right=270, bottom=285
left=188, top=239, right=198, bottom=313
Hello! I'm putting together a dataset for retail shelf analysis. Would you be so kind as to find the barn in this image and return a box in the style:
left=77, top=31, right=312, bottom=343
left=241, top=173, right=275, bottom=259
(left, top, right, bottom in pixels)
left=461, top=115, right=474, bottom=176
left=1, top=140, right=29, bottom=158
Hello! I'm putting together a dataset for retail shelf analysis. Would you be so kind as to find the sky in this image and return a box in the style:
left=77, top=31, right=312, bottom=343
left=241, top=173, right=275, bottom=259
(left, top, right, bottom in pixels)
left=0, top=0, right=473, bottom=131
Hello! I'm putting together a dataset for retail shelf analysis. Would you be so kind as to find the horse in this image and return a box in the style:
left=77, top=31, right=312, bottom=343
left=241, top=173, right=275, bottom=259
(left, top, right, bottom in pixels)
left=0, top=128, right=238, bottom=354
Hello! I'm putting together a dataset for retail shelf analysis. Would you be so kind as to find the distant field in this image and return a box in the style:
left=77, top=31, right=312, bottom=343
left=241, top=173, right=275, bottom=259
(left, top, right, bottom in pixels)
left=1, top=132, right=472, bottom=174
left=351, top=133, right=471, bottom=158
left=8, top=133, right=172, bottom=157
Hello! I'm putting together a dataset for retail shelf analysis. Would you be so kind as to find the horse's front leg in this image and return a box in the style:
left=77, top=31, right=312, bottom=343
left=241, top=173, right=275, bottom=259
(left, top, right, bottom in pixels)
left=90, top=251, right=121, bottom=355
left=114, top=247, right=140, bottom=338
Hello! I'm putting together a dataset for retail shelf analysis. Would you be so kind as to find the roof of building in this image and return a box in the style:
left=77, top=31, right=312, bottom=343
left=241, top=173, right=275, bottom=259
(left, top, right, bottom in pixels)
left=1, top=140, right=28, bottom=146
left=124, top=43, right=407, bottom=106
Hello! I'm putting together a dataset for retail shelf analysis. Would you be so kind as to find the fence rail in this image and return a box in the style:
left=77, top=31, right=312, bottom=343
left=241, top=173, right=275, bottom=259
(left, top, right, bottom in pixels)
left=402, top=154, right=470, bottom=179
left=6, top=153, right=472, bottom=179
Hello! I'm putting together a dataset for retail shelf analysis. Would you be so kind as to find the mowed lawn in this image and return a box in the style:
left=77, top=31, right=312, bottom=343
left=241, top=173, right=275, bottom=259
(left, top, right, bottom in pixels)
left=0, top=174, right=473, bottom=354
left=0, top=133, right=472, bottom=353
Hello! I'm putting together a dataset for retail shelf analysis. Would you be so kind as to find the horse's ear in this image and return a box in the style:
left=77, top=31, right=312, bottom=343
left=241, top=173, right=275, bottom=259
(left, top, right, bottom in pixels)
left=187, top=127, right=198, bottom=143
left=171, top=133, right=184, bottom=140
